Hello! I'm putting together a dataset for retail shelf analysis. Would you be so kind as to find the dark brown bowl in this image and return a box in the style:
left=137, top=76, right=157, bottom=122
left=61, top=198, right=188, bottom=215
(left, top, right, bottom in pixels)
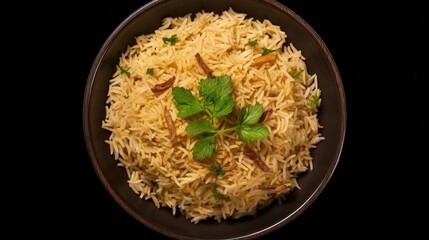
left=83, top=0, right=346, bottom=239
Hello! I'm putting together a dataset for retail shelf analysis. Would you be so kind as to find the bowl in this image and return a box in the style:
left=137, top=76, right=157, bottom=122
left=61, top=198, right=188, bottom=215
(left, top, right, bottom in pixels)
left=83, top=0, right=346, bottom=238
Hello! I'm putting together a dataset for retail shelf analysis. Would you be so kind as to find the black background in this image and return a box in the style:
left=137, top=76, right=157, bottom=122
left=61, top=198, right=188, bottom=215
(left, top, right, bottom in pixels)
left=5, top=0, right=423, bottom=237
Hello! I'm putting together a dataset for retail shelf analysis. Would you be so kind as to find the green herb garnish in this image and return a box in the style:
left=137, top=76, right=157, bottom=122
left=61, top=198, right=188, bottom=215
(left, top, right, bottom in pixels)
left=197, top=75, right=235, bottom=118
left=172, top=74, right=269, bottom=160
left=236, top=103, right=270, bottom=141
left=155, top=192, right=164, bottom=200
left=192, top=134, right=217, bottom=160
left=162, top=34, right=177, bottom=45
left=186, top=119, right=217, bottom=136
left=146, top=68, right=154, bottom=75
left=211, top=184, right=224, bottom=202
left=172, top=74, right=234, bottom=120
left=292, top=69, right=304, bottom=79
left=309, top=95, right=320, bottom=111
left=210, top=165, right=225, bottom=176
left=172, top=87, right=205, bottom=119
left=262, top=47, right=276, bottom=56
left=246, top=40, right=258, bottom=46
left=118, top=65, right=130, bottom=77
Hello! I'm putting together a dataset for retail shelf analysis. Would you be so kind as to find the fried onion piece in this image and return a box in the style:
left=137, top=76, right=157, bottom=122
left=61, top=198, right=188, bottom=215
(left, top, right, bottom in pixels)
left=222, top=161, right=237, bottom=171
left=251, top=54, right=277, bottom=66
left=259, top=108, right=273, bottom=123
left=164, top=107, right=177, bottom=143
left=264, top=184, right=288, bottom=192
left=195, top=53, right=213, bottom=76
left=243, top=147, right=269, bottom=172
left=152, top=76, right=175, bottom=93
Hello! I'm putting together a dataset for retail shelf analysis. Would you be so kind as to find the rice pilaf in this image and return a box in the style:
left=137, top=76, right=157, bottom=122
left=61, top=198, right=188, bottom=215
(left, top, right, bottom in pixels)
left=102, top=8, right=323, bottom=223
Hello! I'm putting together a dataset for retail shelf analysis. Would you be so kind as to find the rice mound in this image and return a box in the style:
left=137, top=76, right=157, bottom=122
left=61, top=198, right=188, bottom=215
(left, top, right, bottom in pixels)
left=102, top=8, right=323, bottom=223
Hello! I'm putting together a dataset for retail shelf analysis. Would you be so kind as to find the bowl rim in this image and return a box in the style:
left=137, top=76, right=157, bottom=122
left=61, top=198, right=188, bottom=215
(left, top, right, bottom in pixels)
left=83, top=0, right=346, bottom=238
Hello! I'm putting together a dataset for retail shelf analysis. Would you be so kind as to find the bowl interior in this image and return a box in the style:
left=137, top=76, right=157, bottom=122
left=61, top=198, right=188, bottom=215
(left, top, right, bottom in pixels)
left=84, top=0, right=346, bottom=239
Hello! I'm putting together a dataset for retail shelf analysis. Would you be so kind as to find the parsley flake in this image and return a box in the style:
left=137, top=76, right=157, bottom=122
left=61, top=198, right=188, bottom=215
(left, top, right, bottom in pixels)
left=118, top=65, right=130, bottom=77
left=262, top=47, right=276, bottom=56
left=210, top=165, right=225, bottom=176
left=292, top=69, right=304, bottom=79
left=246, top=40, right=258, bottom=46
left=162, top=35, right=177, bottom=45
left=211, top=184, right=224, bottom=202
left=146, top=68, right=154, bottom=75
left=155, top=192, right=164, bottom=200
left=309, top=95, right=320, bottom=111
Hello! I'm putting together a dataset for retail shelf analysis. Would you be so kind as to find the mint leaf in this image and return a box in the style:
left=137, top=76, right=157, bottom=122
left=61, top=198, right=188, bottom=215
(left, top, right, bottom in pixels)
left=172, top=75, right=270, bottom=163
left=238, top=103, right=264, bottom=126
left=207, top=96, right=235, bottom=118
left=262, top=47, right=276, bottom=56
left=192, top=135, right=216, bottom=160
left=172, top=87, right=204, bottom=118
left=238, top=108, right=246, bottom=125
left=215, top=75, right=234, bottom=101
left=236, top=124, right=270, bottom=141
left=198, top=75, right=235, bottom=118
left=198, top=75, right=233, bottom=102
left=186, top=119, right=216, bottom=136
left=198, top=77, right=219, bottom=103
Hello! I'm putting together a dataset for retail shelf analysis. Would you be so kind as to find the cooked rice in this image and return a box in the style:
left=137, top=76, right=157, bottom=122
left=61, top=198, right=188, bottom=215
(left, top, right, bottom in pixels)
left=102, top=8, right=323, bottom=223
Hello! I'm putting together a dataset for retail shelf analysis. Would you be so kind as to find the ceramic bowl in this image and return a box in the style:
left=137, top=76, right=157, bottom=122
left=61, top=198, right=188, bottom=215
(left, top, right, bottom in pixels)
left=83, top=0, right=346, bottom=238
